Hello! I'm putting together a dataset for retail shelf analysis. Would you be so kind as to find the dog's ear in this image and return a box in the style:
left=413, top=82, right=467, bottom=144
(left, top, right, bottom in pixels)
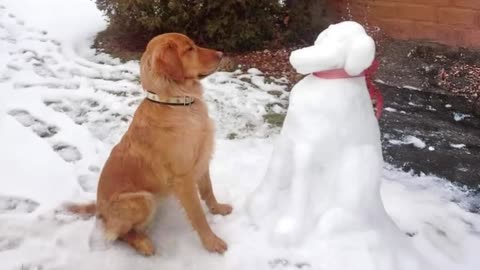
left=152, top=42, right=185, bottom=82
left=344, top=35, right=375, bottom=76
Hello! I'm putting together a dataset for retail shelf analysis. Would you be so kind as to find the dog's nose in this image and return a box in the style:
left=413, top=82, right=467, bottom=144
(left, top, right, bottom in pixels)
left=216, top=51, right=223, bottom=59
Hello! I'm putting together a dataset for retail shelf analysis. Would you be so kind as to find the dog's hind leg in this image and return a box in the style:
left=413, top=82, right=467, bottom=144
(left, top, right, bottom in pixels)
left=101, top=191, right=157, bottom=255
left=120, top=230, right=155, bottom=256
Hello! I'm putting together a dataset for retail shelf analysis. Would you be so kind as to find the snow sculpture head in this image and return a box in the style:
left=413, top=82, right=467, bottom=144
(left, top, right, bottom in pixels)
left=290, top=21, right=375, bottom=76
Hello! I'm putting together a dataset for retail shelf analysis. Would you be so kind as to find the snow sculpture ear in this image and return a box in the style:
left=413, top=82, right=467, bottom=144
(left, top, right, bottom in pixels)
left=314, top=27, right=329, bottom=45
left=344, top=35, right=375, bottom=76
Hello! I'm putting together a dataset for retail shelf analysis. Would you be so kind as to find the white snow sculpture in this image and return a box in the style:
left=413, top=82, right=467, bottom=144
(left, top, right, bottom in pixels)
left=247, top=21, right=424, bottom=269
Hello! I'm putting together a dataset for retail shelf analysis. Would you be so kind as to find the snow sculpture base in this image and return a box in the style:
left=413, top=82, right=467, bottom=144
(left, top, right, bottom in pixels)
left=247, top=21, right=425, bottom=270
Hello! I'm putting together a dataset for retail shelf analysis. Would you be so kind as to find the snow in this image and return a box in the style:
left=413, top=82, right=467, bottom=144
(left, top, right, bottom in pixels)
left=250, top=76, right=288, bottom=92
left=202, top=72, right=289, bottom=138
left=0, top=5, right=479, bottom=270
left=384, top=107, right=398, bottom=112
left=389, top=136, right=427, bottom=149
left=453, top=112, right=471, bottom=122
left=408, top=102, right=421, bottom=107
left=404, top=85, right=422, bottom=91
left=247, top=68, right=263, bottom=75
left=450, top=143, right=466, bottom=149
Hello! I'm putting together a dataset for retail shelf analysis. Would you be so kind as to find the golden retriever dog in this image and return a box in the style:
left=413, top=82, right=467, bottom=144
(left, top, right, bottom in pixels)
left=67, top=33, right=232, bottom=256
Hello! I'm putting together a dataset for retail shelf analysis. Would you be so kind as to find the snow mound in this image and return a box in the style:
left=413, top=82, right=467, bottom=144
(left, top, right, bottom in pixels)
left=389, top=136, right=427, bottom=149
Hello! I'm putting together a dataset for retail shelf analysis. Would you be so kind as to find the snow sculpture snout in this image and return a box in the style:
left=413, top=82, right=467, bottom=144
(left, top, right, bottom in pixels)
left=290, top=21, right=376, bottom=76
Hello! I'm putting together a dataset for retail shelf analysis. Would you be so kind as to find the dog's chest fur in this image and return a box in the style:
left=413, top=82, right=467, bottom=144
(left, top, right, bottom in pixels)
left=139, top=101, right=213, bottom=175
left=98, top=99, right=214, bottom=198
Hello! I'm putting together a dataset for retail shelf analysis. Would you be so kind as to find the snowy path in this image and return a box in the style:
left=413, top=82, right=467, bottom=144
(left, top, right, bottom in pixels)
left=0, top=1, right=479, bottom=270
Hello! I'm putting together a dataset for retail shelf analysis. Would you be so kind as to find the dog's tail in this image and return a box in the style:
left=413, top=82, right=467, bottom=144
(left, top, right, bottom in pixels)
left=64, top=202, right=96, bottom=217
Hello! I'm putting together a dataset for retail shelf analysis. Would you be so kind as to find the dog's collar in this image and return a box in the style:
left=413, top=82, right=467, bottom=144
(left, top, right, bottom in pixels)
left=145, top=91, right=195, bottom=106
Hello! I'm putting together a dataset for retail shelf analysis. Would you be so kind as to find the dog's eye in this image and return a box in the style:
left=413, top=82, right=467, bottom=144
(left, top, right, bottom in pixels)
left=187, top=46, right=194, bottom=52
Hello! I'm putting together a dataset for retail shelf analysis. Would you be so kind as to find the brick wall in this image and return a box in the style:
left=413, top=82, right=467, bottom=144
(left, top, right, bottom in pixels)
left=326, top=0, right=480, bottom=48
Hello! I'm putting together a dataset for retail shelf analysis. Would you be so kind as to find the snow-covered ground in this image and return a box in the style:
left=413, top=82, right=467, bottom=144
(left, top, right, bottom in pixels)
left=0, top=1, right=479, bottom=269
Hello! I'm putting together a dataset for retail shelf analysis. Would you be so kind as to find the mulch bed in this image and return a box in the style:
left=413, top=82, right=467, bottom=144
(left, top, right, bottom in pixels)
left=227, top=47, right=302, bottom=83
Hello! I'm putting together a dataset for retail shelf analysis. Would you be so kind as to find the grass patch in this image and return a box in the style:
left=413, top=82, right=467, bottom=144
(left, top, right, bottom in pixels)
left=227, top=133, right=238, bottom=140
left=263, top=113, right=286, bottom=127
left=267, top=90, right=283, bottom=97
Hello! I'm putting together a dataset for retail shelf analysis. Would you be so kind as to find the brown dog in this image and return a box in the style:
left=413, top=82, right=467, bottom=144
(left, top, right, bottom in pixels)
left=68, top=33, right=232, bottom=256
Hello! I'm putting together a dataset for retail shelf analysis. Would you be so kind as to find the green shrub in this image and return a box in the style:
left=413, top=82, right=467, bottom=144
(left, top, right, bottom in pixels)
left=96, top=0, right=283, bottom=52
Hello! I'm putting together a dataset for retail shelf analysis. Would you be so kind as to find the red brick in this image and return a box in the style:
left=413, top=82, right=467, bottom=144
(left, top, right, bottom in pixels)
left=371, top=3, right=437, bottom=22
left=369, top=3, right=400, bottom=19
left=349, top=3, right=370, bottom=21
left=452, top=0, right=480, bottom=10
left=329, top=0, right=480, bottom=48
left=435, top=26, right=468, bottom=46
left=376, top=19, right=415, bottom=39
left=412, top=22, right=439, bottom=40
left=438, top=7, right=478, bottom=27
left=377, top=0, right=450, bottom=6
left=466, top=30, right=480, bottom=47
left=347, top=0, right=370, bottom=5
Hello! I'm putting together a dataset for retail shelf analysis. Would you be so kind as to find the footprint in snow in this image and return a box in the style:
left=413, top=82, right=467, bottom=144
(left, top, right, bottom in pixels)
left=0, top=73, right=10, bottom=83
left=8, top=109, right=59, bottom=138
left=269, top=259, right=311, bottom=269
left=5, top=11, right=24, bottom=25
left=26, top=27, right=48, bottom=36
left=0, top=195, right=39, bottom=214
left=45, top=98, right=106, bottom=125
left=77, top=174, right=97, bottom=193
left=0, top=237, right=23, bottom=252
left=32, top=64, right=55, bottom=78
left=88, top=165, right=100, bottom=172
left=44, top=98, right=132, bottom=143
left=13, top=81, right=80, bottom=90
left=17, top=264, right=44, bottom=270
left=52, top=143, right=82, bottom=163
left=8, top=109, right=82, bottom=163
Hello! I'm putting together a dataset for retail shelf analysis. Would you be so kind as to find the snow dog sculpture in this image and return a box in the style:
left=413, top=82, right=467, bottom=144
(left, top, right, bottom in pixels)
left=247, top=21, right=424, bottom=270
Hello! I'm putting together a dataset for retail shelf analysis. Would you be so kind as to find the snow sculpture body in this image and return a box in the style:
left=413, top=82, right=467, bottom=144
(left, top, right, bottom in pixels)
left=248, top=21, right=423, bottom=269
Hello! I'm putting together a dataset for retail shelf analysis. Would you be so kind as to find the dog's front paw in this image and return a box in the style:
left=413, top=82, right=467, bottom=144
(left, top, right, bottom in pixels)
left=201, top=233, right=228, bottom=254
left=272, top=216, right=303, bottom=246
left=209, top=203, right=233, bottom=216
